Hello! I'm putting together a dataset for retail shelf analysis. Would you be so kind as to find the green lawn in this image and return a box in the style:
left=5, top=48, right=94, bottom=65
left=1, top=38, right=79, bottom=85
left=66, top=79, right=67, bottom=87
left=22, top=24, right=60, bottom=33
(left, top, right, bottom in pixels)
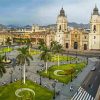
left=50, top=55, right=76, bottom=62
left=0, top=80, right=53, bottom=100
left=39, top=62, right=86, bottom=83
left=0, top=47, right=13, bottom=54
left=30, top=50, right=41, bottom=55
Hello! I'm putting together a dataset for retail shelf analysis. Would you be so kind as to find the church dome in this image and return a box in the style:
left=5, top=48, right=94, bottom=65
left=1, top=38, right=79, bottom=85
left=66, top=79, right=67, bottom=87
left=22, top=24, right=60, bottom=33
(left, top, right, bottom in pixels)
left=59, top=7, right=65, bottom=16
left=93, top=5, right=99, bottom=15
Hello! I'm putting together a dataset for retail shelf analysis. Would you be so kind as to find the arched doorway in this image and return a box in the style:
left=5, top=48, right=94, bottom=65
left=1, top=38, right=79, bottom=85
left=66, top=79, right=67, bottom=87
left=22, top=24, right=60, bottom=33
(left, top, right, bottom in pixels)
left=66, top=43, right=69, bottom=48
left=84, top=44, right=87, bottom=50
left=74, top=42, right=78, bottom=49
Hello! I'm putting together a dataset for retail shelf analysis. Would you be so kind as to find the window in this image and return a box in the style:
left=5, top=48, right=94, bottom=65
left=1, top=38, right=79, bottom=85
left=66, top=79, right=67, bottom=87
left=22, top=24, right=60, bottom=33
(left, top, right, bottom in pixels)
left=75, top=34, right=77, bottom=37
left=93, top=25, right=96, bottom=33
left=85, top=36, right=86, bottom=39
left=94, top=36, right=96, bottom=39
left=66, top=43, right=69, bottom=48
left=66, top=35, right=68, bottom=38
left=59, top=25, right=61, bottom=31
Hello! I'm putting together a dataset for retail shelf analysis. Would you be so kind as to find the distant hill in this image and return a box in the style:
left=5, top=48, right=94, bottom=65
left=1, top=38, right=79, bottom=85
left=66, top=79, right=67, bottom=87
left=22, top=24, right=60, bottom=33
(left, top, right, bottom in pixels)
left=0, top=24, right=7, bottom=29
left=44, top=22, right=90, bottom=29
left=5, top=22, right=90, bottom=29
left=68, top=22, right=90, bottom=29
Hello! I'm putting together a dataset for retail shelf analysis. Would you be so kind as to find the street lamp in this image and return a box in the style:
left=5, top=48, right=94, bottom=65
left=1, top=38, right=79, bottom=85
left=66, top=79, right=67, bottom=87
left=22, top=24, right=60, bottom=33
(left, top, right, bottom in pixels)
left=86, top=56, right=88, bottom=65
left=67, top=51, right=69, bottom=61
left=49, top=69, right=51, bottom=80
left=37, top=69, right=42, bottom=85
left=70, top=56, right=71, bottom=64
left=19, top=67, right=23, bottom=83
left=52, top=80, right=57, bottom=99
left=40, top=74, right=42, bottom=85
left=9, top=69, right=13, bottom=83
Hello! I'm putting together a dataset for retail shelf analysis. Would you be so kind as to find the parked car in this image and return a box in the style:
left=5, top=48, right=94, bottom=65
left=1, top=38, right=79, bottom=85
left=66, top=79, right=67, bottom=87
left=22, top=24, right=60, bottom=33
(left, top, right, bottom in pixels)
left=91, top=67, right=96, bottom=71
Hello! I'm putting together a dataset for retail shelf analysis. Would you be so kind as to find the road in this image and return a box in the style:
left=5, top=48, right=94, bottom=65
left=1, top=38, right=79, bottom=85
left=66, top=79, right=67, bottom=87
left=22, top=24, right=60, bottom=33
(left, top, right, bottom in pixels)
left=81, top=60, right=100, bottom=98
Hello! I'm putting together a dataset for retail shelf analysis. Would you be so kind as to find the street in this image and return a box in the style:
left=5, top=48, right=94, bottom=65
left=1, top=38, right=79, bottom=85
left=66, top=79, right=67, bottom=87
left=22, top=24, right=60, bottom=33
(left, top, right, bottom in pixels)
left=81, top=60, right=100, bottom=97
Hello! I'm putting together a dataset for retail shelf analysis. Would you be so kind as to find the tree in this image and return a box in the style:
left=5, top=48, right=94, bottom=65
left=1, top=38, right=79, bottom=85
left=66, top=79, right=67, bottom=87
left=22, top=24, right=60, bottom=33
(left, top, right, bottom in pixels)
left=39, top=40, right=51, bottom=73
left=16, top=46, right=33, bottom=84
left=64, top=67, right=75, bottom=82
left=26, top=38, right=32, bottom=53
left=6, top=37, right=11, bottom=51
left=0, top=55, right=6, bottom=77
left=38, top=39, right=46, bottom=51
left=50, top=41, right=63, bottom=66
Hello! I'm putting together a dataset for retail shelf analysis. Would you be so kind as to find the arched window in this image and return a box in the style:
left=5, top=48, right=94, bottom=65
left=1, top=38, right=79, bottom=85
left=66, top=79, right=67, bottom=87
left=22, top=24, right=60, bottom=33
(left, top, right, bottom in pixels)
left=93, top=25, right=96, bottom=32
left=74, top=42, right=78, bottom=49
left=66, top=43, right=69, bottom=48
left=59, top=25, right=61, bottom=31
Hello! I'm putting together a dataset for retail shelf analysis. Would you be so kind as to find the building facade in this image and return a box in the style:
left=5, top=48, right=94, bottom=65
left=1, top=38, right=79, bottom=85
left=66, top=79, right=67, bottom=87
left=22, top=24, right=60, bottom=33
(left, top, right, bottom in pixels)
left=55, top=8, right=67, bottom=47
left=89, top=5, right=100, bottom=50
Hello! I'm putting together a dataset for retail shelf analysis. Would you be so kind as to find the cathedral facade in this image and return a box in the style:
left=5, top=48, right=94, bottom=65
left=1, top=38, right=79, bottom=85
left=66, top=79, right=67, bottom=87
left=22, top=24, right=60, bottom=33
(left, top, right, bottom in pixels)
left=55, top=8, right=67, bottom=47
left=55, top=6, right=100, bottom=51
left=89, top=5, right=100, bottom=50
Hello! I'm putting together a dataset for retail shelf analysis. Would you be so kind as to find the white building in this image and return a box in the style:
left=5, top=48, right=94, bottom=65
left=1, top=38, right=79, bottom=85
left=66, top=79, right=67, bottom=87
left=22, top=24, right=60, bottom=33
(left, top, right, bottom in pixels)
left=89, top=5, right=100, bottom=50
left=55, top=8, right=68, bottom=47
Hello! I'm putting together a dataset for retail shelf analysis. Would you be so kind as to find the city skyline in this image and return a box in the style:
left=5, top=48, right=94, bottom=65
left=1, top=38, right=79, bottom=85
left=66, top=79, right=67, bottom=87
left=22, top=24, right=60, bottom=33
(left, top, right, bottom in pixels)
left=0, top=0, right=100, bottom=25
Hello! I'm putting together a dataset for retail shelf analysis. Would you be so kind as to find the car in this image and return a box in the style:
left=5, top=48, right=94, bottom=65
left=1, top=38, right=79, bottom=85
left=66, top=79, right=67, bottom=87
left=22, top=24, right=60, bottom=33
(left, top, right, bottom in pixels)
left=91, top=67, right=96, bottom=71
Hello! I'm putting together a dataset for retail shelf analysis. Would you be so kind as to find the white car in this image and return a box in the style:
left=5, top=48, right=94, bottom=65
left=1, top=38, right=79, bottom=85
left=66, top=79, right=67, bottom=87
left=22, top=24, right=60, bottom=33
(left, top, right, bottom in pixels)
left=91, top=67, right=96, bottom=71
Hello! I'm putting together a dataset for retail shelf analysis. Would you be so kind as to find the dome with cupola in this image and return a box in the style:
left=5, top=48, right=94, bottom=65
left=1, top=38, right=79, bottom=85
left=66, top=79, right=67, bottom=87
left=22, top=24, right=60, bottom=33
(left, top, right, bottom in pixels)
left=59, top=7, right=65, bottom=16
left=93, top=5, right=99, bottom=15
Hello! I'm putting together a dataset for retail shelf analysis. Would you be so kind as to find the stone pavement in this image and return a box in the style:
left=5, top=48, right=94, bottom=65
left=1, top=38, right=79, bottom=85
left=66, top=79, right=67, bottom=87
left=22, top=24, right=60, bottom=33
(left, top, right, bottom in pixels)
left=0, top=49, right=99, bottom=100
left=55, top=58, right=99, bottom=100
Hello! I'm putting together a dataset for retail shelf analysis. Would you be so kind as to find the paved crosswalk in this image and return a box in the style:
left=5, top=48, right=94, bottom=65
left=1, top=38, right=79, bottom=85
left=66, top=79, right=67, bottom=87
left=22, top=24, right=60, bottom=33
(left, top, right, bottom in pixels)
left=71, top=87, right=95, bottom=100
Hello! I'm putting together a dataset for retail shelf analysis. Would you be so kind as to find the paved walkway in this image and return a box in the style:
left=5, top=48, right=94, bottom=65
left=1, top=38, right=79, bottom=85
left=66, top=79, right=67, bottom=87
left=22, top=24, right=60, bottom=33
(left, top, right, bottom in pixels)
left=0, top=49, right=99, bottom=100
left=55, top=58, right=99, bottom=100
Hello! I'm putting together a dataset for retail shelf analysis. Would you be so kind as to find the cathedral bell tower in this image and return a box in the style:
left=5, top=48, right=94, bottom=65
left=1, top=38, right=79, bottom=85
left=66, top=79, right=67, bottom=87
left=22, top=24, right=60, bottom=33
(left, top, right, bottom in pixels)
left=57, top=8, right=67, bottom=32
left=55, top=7, right=68, bottom=47
left=89, top=5, right=100, bottom=50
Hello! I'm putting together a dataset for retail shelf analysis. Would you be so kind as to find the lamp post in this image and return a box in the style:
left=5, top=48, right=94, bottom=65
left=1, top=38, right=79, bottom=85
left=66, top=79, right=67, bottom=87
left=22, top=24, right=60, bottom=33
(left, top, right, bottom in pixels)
left=52, top=80, right=57, bottom=99
left=67, top=51, right=69, bottom=62
left=19, top=67, right=23, bottom=83
left=9, top=69, right=13, bottom=83
left=40, top=74, right=42, bottom=85
left=49, top=69, right=51, bottom=80
left=37, top=69, right=42, bottom=85
left=87, top=56, right=88, bottom=65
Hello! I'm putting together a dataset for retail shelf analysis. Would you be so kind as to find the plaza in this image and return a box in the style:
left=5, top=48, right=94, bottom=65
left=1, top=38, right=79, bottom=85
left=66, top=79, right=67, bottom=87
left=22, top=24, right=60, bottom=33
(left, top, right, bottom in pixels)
left=0, top=0, right=100, bottom=100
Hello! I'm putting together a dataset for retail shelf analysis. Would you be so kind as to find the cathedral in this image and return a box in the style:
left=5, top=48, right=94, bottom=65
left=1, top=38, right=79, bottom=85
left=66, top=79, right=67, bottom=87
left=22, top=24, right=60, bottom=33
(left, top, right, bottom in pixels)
left=89, top=5, right=100, bottom=50
left=55, top=8, right=67, bottom=47
left=55, top=6, right=100, bottom=51
left=1, top=6, right=100, bottom=51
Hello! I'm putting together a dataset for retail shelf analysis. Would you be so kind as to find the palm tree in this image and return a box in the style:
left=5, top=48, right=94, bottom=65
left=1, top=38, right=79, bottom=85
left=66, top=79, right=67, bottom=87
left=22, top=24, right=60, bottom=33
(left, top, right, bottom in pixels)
left=38, top=39, right=46, bottom=51
left=50, top=41, right=63, bottom=66
left=0, top=55, right=6, bottom=77
left=39, top=40, right=51, bottom=73
left=16, top=46, right=33, bottom=84
left=6, top=37, right=11, bottom=52
left=26, top=38, right=32, bottom=53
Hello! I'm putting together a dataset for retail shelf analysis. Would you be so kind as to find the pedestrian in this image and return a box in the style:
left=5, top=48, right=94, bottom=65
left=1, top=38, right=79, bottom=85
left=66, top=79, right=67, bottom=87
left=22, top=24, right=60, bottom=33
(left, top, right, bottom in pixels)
left=70, top=85, right=73, bottom=92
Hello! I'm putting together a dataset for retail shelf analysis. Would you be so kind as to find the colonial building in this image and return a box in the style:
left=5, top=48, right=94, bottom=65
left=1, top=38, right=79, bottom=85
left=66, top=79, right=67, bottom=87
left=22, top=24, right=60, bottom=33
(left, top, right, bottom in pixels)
left=5, top=6, right=100, bottom=51
left=55, top=8, right=67, bottom=47
left=10, top=25, right=55, bottom=47
left=65, top=29, right=89, bottom=51
left=89, top=5, right=100, bottom=50
left=0, top=31, right=13, bottom=45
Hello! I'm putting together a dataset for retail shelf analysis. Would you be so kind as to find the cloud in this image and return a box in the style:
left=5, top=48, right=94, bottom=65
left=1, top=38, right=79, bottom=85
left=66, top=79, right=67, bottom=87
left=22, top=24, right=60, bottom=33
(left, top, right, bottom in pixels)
left=0, top=0, right=100, bottom=25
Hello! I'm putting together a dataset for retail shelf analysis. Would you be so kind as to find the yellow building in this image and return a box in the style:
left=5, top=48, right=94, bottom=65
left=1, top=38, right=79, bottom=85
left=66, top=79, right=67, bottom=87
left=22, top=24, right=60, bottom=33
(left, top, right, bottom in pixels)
left=0, top=31, right=13, bottom=45
left=65, top=28, right=89, bottom=51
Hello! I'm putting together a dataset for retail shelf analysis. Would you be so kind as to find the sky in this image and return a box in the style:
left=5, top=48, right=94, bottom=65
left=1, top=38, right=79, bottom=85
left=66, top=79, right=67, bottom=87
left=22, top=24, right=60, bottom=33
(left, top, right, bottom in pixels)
left=0, top=0, right=100, bottom=25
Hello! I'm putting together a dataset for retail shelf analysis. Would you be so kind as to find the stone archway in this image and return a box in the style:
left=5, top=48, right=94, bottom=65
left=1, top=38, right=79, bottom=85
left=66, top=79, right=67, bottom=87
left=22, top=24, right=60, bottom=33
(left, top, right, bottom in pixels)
left=74, top=42, right=78, bottom=49
left=84, top=44, right=87, bottom=50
